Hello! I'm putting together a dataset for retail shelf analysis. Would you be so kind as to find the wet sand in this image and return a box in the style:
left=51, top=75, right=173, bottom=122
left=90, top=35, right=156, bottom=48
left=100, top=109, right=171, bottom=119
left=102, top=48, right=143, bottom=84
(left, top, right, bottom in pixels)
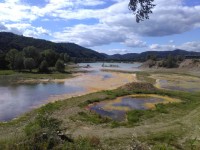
left=47, top=72, right=137, bottom=102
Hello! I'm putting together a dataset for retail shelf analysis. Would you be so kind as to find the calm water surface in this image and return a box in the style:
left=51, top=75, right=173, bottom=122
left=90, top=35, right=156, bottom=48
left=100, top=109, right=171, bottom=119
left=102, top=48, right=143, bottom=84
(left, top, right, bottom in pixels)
left=88, top=96, right=164, bottom=121
left=0, top=62, right=141, bottom=121
left=0, top=83, right=84, bottom=121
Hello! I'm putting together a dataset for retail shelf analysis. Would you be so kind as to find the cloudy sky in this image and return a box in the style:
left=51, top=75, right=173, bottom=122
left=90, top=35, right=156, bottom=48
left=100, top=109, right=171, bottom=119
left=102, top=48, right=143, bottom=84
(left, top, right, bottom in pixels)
left=0, top=0, right=200, bottom=54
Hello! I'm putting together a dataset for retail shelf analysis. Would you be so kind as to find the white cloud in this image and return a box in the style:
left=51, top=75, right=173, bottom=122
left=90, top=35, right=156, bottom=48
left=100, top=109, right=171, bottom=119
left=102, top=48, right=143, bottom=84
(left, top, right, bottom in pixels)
left=0, top=0, right=200, bottom=53
left=125, top=39, right=147, bottom=48
left=0, top=0, right=37, bottom=22
left=149, top=44, right=176, bottom=51
left=107, top=49, right=130, bottom=55
left=179, top=41, right=200, bottom=52
left=2, top=23, right=51, bottom=37
left=148, top=41, right=200, bottom=52
left=51, top=0, right=200, bottom=48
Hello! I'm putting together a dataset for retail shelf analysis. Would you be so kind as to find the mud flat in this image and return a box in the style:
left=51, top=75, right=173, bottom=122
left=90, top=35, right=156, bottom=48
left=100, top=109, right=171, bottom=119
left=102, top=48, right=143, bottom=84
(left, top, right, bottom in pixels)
left=151, top=74, right=200, bottom=92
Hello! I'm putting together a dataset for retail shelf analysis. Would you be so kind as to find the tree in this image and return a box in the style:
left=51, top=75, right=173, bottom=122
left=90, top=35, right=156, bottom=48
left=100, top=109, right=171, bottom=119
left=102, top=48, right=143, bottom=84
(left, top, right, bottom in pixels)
left=24, top=58, right=35, bottom=72
left=146, top=54, right=157, bottom=61
left=0, top=52, right=8, bottom=69
left=23, top=46, right=40, bottom=66
left=129, top=0, right=155, bottom=23
left=6, top=49, right=19, bottom=69
left=59, top=53, right=70, bottom=63
left=14, top=52, right=24, bottom=72
left=42, top=49, right=58, bottom=67
left=161, top=54, right=178, bottom=68
left=55, top=59, right=65, bottom=72
left=39, top=60, right=49, bottom=73
left=64, top=53, right=70, bottom=63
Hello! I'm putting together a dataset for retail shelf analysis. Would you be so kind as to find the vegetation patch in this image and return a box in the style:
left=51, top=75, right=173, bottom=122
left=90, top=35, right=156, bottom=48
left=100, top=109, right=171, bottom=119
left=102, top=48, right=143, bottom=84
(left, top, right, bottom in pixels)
left=71, top=111, right=111, bottom=124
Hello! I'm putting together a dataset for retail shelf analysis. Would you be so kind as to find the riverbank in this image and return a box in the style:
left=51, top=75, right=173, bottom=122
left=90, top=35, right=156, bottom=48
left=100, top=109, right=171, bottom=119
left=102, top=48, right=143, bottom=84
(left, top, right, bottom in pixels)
left=1, top=69, right=200, bottom=149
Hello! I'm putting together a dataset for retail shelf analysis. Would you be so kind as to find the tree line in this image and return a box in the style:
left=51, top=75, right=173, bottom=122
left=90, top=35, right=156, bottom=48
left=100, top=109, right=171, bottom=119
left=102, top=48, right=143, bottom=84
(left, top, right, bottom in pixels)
left=0, top=46, right=70, bottom=73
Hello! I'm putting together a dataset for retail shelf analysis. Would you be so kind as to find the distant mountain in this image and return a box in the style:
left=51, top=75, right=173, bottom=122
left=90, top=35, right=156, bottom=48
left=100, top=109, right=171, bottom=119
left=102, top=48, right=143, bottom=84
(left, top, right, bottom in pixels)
left=107, top=49, right=200, bottom=61
left=0, top=32, right=105, bottom=60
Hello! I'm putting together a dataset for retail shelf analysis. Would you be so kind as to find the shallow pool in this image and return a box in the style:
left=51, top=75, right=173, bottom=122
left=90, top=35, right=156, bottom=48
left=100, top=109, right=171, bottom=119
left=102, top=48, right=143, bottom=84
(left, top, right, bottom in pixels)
left=87, top=95, right=179, bottom=121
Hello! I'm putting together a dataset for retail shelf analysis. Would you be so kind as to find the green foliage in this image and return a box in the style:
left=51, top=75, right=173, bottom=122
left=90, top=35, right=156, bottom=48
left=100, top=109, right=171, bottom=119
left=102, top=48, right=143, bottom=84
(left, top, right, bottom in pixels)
left=0, top=52, right=8, bottom=69
left=110, top=121, right=121, bottom=128
left=129, top=0, right=155, bottom=23
left=39, top=60, right=49, bottom=73
left=64, top=136, right=101, bottom=150
left=5, top=49, right=19, bottom=69
left=13, top=52, right=24, bottom=71
left=127, top=110, right=144, bottom=124
left=136, top=71, right=156, bottom=84
left=42, top=49, right=59, bottom=67
left=73, top=111, right=111, bottom=124
left=24, top=58, right=35, bottom=72
left=161, top=54, right=179, bottom=68
left=155, top=103, right=169, bottom=114
left=64, top=53, right=70, bottom=62
left=23, top=46, right=40, bottom=66
left=147, top=54, right=157, bottom=61
left=55, top=59, right=65, bottom=72
left=23, top=113, right=64, bottom=149
left=59, top=53, right=70, bottom=63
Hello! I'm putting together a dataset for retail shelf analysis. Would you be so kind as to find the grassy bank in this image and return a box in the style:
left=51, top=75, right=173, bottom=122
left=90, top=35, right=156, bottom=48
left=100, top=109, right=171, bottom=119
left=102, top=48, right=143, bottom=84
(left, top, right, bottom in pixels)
left=0, top=68, right=76, bottom=84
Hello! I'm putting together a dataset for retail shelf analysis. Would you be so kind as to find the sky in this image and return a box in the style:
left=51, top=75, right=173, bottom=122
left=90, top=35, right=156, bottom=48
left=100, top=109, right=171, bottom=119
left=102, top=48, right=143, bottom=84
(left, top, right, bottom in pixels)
left=0, top=0, right=200, bottom=55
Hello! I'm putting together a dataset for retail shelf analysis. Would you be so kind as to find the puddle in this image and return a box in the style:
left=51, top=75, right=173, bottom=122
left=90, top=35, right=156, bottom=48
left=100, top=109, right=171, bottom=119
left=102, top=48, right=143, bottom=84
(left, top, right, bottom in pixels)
left=87, top=94, right=180, bottom=121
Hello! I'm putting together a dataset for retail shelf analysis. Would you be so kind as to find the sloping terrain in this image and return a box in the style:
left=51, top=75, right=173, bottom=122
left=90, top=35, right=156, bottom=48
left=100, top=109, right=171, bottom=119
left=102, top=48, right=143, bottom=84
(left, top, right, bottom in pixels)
left=0, top=32, right=105, bottom=59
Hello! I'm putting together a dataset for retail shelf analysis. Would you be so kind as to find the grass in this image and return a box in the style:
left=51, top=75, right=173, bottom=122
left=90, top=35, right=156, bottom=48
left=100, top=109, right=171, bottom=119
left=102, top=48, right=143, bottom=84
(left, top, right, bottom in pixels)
left=0, top=69, right=73, bottom=84
left=136, top=71, right=156, bottom=84
left=71, top=111, right=111, bottom=124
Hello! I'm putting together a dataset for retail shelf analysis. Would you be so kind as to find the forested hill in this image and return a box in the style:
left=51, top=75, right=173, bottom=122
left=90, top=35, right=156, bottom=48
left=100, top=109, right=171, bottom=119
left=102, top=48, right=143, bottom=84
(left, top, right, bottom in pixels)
left=107, top=50, right=200, bottom=61
left=0, top=32, right=105, bottom=59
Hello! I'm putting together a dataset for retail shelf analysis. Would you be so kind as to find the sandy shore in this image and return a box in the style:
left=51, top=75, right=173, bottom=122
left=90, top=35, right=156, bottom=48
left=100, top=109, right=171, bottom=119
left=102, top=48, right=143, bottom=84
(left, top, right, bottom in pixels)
left=46, top=72, right=137, bottom=103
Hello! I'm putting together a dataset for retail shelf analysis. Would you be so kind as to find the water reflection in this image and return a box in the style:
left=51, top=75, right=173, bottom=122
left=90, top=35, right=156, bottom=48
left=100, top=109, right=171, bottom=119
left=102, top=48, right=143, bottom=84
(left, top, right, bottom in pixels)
left=88, top=95, right=178, bottom=121
left=0, top=83, right=84, bottom=121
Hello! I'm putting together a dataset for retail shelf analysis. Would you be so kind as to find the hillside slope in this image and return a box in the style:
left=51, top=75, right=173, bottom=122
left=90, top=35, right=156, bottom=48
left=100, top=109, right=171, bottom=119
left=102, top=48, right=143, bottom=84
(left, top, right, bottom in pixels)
left=0, top=32, right=105, bottom=59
